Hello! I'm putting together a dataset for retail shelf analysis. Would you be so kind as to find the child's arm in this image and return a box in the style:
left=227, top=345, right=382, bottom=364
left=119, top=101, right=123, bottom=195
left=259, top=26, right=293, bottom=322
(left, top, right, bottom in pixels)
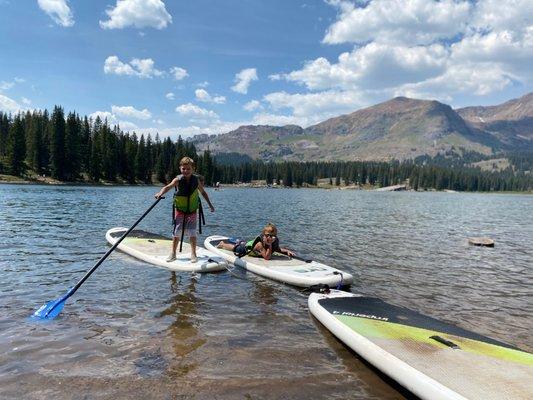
left=154, top=178, right=178, bottom=198
left=280, top=247, right=296, bottom=257
left=198, top=180, right=215, bottom=212
left=255, top=242, right=273, bottom=260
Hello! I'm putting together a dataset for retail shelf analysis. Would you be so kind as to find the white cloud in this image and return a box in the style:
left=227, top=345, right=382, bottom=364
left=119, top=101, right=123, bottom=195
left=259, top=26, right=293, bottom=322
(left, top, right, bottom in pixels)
left=251, top=113, right=311, bottom=127
left=268, top=74, right=282, bottom=81
left=100, top=0, right=172, bottom=30
left=396, top=63, right=514, bottom=98
left=197, top=81, right=209, bottom=88
left=89, top=111, right=115, bottom=123
left=0, top=81, right=14, bottom=91
left=136, top=121, right=244, bottom=139
left=195, top=89, right=226, bottom=104
left=104, top=56, right=163, bottom=78
left=170, top=66, right=188, bottom=81
left=117, top=120, right=139, bottom=131
left=263, top=90, right=366, bottom=125
left=111, top=105, right=152, bottom=120
left=324, top=0, right=471, bottom=46
left=471, top=0, right=533, bottom=33
left=231, top=68, right=258, bottom=94
left=175, top=103, right=219, bottom=120
left=450, top=30, right=533, bottom=83
left=89, top=110, right=139, bottom=131
left=282, top=43, right=448, bottom=91
left=243, top=100, right=262, bottom=112
left=38, top=0, right=74, bottom=27
left=21, top=97, right=32, bottom=106
left=130, top=58, right=164, bottom=77
left=165, top=92, right=175, bottom=100
left=267, top=0, right=532, bottom=106
left=0, top=94, right=23, bottom=113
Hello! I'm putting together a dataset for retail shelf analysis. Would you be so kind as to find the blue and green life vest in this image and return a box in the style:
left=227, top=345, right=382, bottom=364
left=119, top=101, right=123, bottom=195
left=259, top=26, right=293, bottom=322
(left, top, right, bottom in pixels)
left=173, top=174, right=199, bottom=213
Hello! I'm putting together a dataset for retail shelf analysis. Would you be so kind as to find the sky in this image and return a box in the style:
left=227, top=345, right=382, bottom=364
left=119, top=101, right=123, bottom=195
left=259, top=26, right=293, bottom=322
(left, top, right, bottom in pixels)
left=0, top=0, right=532, bottom=139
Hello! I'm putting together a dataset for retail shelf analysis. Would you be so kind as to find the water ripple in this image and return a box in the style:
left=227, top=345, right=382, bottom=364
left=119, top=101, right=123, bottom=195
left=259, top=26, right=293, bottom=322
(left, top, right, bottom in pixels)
left=0, top=185, right=531, bottom=399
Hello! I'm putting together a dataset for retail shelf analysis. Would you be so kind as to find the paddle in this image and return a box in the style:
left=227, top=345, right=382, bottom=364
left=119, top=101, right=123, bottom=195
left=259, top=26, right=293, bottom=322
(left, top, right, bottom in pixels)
left=31, top=197, right=163, bottom=321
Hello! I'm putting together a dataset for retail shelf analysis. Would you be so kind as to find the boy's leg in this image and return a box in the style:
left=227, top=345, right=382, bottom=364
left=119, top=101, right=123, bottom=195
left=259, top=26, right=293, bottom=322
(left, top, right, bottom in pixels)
left=190, top=236, right=197, bottom=262
left=172, top=236, right=179, bottom=254
left=167, top=234, right=179, bottom=262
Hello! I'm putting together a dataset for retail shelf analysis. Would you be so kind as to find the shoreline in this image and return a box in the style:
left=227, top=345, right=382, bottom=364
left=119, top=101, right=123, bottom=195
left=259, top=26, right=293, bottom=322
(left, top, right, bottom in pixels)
left=0, top=174, right=158, bottom=187
left=1, top=177, right=531, bottom=194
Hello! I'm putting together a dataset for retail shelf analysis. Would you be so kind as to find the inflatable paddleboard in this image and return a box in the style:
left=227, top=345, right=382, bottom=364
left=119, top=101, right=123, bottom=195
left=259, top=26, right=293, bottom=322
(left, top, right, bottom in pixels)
left=205, top=235, right=353, bottom=287
left=106, top=227, right=227, bottom=272
left=309, top=289, right=533, bottom=400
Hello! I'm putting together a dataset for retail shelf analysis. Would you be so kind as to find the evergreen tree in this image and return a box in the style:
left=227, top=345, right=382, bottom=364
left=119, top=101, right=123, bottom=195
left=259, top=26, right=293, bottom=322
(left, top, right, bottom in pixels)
left=7, top=115, right=26, bottom=176
left=89, top=118, right=102, bottom=181
left=135, top=134, right=148, bottom=182
left=25, top=111, right=41, bottom=172
left=0, top=112, right=10, bottom=157
left=80, top=116, right=91, bottom=172
left=49, top=106, right=66, bottom=180
left=64, top=112, right=81, bottom=180
left=155, top=153, right=166, bottom=183
left=283, top=163, right=293, bottom=187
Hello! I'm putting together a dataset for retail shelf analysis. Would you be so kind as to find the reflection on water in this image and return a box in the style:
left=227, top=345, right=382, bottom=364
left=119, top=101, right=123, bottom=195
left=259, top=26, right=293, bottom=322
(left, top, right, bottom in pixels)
left=0, top=185, right=531, bottom=399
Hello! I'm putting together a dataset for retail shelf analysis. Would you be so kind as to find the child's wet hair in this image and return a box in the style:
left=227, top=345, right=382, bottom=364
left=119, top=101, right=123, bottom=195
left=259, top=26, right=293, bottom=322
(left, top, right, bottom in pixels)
left=262, top=222, right=277, bottom=235
left=179, top=157, right=195, bottom=167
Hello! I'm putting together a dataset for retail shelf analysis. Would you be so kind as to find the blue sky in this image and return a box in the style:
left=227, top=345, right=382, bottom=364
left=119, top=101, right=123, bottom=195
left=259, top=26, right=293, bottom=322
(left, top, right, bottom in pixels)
left=0, top=0, right=532, bottom=139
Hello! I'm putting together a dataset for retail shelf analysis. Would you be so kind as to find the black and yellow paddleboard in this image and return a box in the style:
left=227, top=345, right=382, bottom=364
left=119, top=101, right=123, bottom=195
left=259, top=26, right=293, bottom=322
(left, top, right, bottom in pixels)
left=309, top=290, right=533, bottom=400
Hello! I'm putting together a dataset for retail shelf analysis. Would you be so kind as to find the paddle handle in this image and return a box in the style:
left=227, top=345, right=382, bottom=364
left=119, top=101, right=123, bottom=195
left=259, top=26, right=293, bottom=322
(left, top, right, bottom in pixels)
left=67, top=196, right=164, bottom=299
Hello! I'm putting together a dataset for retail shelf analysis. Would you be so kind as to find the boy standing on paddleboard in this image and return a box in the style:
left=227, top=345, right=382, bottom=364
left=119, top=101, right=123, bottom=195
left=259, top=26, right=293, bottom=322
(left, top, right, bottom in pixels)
left=154, top=157, right=215, bottom=262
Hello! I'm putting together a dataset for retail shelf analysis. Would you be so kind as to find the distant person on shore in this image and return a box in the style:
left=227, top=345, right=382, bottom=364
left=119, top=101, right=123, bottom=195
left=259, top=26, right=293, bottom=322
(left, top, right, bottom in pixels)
left=217, top=222, right=295, bottom=260
left=154, top=157, right=215, bottom=263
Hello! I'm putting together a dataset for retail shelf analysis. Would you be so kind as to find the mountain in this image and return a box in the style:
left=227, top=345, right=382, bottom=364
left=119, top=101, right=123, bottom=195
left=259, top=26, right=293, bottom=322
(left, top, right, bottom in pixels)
left=456, top=93, right=533, bottom=148
left=192, top=93, right=533, bottom=162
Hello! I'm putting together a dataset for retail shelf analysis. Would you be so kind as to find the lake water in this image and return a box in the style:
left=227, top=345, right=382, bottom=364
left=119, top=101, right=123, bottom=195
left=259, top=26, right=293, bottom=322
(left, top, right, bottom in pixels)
left=0, top=185, right=531, bottom=399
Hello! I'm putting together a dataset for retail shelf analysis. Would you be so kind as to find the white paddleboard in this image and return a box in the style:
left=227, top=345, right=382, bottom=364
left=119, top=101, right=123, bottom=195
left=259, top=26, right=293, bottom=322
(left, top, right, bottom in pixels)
left=309, top=289, right=533, bottom=400
left=106, top=227, right=227, bottom=272
left=205, top=235, right=353, bottom=287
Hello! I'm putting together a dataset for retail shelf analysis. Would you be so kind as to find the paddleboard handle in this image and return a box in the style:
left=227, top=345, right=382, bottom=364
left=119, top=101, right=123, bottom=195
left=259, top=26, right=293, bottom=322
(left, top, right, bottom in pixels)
left=430, top=335, right=460, bottom=349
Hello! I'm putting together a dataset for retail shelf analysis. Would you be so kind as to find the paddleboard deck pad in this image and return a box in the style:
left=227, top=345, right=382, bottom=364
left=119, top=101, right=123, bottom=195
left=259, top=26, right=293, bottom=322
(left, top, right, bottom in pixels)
left=205, top=235, right=353, bottom=288
left=309, top=290, right=533, bottom=400
left=106, top=227, right=227, bottom=272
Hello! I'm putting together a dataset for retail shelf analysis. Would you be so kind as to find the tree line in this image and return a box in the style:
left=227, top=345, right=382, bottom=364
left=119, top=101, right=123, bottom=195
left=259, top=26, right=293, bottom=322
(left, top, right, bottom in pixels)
left=0, top=107, right=216, bottom=185
left=1, top=107, right=531, bottom=192
left=214, top=159, right=532, bottom=192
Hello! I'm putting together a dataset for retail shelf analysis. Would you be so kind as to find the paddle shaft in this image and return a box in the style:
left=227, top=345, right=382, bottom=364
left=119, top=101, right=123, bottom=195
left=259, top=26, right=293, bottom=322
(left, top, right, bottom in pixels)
left=68, top=196, right=163, bottom=298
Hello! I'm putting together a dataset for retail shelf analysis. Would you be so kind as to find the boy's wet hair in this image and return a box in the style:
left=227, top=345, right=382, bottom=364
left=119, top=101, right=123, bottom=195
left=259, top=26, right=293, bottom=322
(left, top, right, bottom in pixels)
left=262, top=222, right=277, bottom=235
left=179, top=157, right=195, bottom=167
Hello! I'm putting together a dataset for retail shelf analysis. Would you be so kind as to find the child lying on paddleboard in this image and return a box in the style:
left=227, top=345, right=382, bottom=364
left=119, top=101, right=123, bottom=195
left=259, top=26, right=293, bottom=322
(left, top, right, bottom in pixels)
left=218, top=223, right=295, bottom=260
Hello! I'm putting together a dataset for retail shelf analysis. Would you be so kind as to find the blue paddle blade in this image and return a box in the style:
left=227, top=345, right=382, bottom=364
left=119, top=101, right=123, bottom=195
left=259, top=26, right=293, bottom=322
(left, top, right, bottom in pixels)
left=30, top=297, right=67, bottom=321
